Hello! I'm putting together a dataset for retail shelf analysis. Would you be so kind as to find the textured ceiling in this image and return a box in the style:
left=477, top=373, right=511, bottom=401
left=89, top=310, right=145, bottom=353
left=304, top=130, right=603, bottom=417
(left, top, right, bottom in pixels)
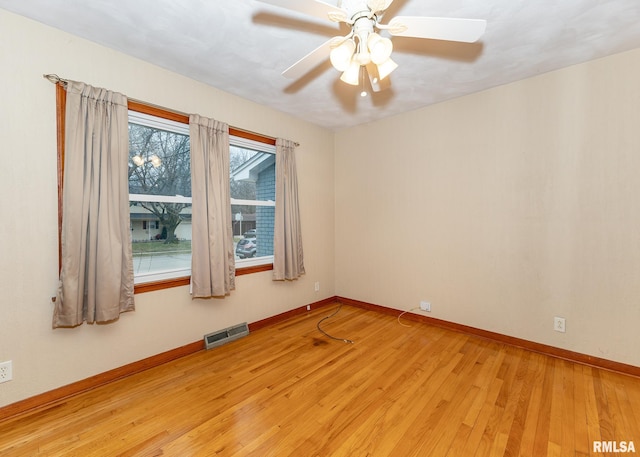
left=2, top=0, right=640, bottom=131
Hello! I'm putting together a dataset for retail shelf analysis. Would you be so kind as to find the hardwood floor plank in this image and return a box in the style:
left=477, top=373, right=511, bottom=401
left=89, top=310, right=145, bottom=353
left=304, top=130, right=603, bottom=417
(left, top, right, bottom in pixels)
left=1, top=304, right=640, bottom=456
left=592, top=369, right=615, bottom=443
left=559, top=360, right=577, bottom=457
left=516, top=352, right=546, bottom=457
left=531, top=356, right=555, bottom=456
left=502, top=352, right=534, bottom=456
left=572, top=364, right=592, bottom=456
left=444, top=422, right=473, bottom=457
left=583, top=365, right=605, bottom=449
left=548, top=359, right=566, bottom=454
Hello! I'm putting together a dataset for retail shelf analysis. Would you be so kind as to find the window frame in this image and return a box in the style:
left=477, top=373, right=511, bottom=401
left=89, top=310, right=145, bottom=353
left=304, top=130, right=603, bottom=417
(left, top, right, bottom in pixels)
left=56, top=87, right=276, bottom=294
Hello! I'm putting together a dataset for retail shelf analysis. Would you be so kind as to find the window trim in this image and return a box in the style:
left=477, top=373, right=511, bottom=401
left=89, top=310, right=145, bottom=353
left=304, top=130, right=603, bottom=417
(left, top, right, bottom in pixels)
left=56, top=89, right=276, bottom=294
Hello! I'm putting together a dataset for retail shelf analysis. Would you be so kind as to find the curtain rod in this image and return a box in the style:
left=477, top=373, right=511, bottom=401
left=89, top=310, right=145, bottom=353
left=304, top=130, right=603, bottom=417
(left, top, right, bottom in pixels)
left=43, top=73, right=300, bottom=147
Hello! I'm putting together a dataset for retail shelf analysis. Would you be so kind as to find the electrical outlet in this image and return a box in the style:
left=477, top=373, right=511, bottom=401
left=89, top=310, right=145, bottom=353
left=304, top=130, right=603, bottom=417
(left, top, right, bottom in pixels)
left=419, top=301, right=431, bottom=312
left=314, top=282, right=320, bottom=292
left=554, top=317, right=566, bottom=333
left=0, top=361, right=13, bottom=383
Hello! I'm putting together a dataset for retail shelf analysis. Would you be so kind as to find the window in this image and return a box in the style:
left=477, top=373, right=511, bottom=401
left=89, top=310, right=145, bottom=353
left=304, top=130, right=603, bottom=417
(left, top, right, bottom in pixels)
left=230, top=140, right=276, bottom=268
left=56, top=89, right=277, bottom=293
left=128, top=110, right=192, bottom=284
left=126, top=105, right=276, bottom=286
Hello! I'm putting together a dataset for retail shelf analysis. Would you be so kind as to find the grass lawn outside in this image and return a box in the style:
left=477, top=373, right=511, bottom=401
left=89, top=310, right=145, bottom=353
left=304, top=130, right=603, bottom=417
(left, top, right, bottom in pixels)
left=132, top=240, right=191, bottom=255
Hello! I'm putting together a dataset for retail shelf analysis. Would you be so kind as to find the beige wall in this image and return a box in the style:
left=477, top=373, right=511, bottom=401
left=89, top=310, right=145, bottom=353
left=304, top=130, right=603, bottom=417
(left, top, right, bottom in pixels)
left=335, top=47, right=640, bottom=366
left=0, top=10, right=334, bottom=407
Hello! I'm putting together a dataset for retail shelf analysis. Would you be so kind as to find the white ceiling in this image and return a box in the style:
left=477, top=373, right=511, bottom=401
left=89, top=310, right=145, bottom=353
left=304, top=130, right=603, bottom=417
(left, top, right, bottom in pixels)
left=2, top=0, right=640, bottom=131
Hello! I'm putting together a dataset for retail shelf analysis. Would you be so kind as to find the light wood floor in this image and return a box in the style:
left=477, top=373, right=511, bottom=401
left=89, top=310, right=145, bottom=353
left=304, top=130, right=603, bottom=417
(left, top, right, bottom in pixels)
left=1, top=304, right=639, bottom=456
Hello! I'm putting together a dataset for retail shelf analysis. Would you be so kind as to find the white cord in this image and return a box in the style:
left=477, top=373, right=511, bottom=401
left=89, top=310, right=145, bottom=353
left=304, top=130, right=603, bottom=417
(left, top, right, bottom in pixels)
left=397, top=307, right=420, bottom=327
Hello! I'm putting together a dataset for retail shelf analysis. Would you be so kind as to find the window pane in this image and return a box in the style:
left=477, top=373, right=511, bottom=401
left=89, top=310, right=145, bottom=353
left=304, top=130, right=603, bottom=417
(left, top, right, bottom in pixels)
left=129, top=121, right=192, bottom=281
left=232, top=204, right=274, bottom=260
left=230, top=147, right=275, bottom=202
left=230, top=145, right=275, bottom=263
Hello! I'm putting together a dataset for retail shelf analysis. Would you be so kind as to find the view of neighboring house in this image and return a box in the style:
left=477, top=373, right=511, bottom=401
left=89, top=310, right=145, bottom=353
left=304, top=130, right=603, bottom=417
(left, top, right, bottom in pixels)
left=230, top=151, right=275, bottom=257
left=130, top=205, right=192, bottom=242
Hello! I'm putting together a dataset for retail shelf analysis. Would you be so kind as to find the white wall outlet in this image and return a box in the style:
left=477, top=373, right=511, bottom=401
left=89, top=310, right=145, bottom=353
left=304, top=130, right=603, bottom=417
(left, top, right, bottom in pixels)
left=0, top=360, right=13, bottom=383
left=420, top=301, right=431, bottom=312
left=314, top=282, right=320, bottom=292
left=554, top=317, right=566, bottom=333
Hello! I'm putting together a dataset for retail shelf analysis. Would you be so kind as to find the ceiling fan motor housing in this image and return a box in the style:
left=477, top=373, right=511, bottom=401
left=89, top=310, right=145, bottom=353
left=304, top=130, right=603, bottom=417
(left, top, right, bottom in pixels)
left=339, top=0, right=375, bottom=18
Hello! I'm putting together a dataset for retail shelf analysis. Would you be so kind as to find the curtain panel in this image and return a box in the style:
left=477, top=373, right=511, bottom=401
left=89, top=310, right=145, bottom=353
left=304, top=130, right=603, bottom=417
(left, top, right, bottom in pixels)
left=189, top=115, right=235, bottom=297
left=54, top=81, right=134, bottom=328
left=273, top=139, right=305, bottom=280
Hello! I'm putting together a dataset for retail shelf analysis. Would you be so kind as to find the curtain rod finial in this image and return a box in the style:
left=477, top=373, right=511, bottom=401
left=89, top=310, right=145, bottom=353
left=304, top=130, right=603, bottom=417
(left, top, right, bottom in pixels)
left=44, top=74, right=68, bottom=86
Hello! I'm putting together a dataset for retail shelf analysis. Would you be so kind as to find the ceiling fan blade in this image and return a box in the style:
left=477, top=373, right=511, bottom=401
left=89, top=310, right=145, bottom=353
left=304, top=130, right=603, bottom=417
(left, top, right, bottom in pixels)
left=388, top=16, right=487, bottom=43
left=368, top=0, right=394, bottom=14
left=282, top=38, right=334, bottom=79
left=255, top=0, right=347, bottom=22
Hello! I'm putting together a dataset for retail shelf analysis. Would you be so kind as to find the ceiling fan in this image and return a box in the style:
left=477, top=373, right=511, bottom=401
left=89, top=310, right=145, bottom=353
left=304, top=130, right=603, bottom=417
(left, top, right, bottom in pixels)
left=256, top=0, right=487, bottom=92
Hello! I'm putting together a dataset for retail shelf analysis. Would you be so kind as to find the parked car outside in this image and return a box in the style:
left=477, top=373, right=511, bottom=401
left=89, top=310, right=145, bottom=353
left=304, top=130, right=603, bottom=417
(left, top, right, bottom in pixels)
left=243, top=229, right=256, bottom=238
left=236, top=238, right=256, bottom=258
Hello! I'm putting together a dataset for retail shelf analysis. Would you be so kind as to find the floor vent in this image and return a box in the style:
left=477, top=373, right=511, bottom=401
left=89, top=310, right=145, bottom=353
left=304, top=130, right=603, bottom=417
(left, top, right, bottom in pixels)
left=204, top=323, right=249, bottom=350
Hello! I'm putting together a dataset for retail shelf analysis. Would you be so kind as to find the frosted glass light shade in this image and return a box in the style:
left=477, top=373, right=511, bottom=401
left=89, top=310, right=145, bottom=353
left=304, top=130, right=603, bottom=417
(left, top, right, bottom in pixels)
left=368, top=33, right=393, bottom=65
left=330, top=40, right=356, bottom=72
left=340, top=60, right=361, bottom=85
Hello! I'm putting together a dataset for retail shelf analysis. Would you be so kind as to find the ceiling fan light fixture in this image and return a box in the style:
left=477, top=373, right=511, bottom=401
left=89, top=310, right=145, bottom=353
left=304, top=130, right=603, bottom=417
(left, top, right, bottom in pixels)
left=368, top=33, right=393, bottom=64
left=376, top=57, right=398, bottom=80
left=329, top=39, right=356, bottom=72
left=340, top=60, right=361, bottom=85
left=354, top=50, right=371, bottom=66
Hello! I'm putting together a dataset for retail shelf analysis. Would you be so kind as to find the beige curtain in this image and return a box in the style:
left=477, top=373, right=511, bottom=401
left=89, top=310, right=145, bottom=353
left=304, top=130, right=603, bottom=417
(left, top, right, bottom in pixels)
left=273, top=139, right=305, bottom=280
left=189, top=115, right=235, bottom=297
left=54, top=81, right=134, bottom=328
